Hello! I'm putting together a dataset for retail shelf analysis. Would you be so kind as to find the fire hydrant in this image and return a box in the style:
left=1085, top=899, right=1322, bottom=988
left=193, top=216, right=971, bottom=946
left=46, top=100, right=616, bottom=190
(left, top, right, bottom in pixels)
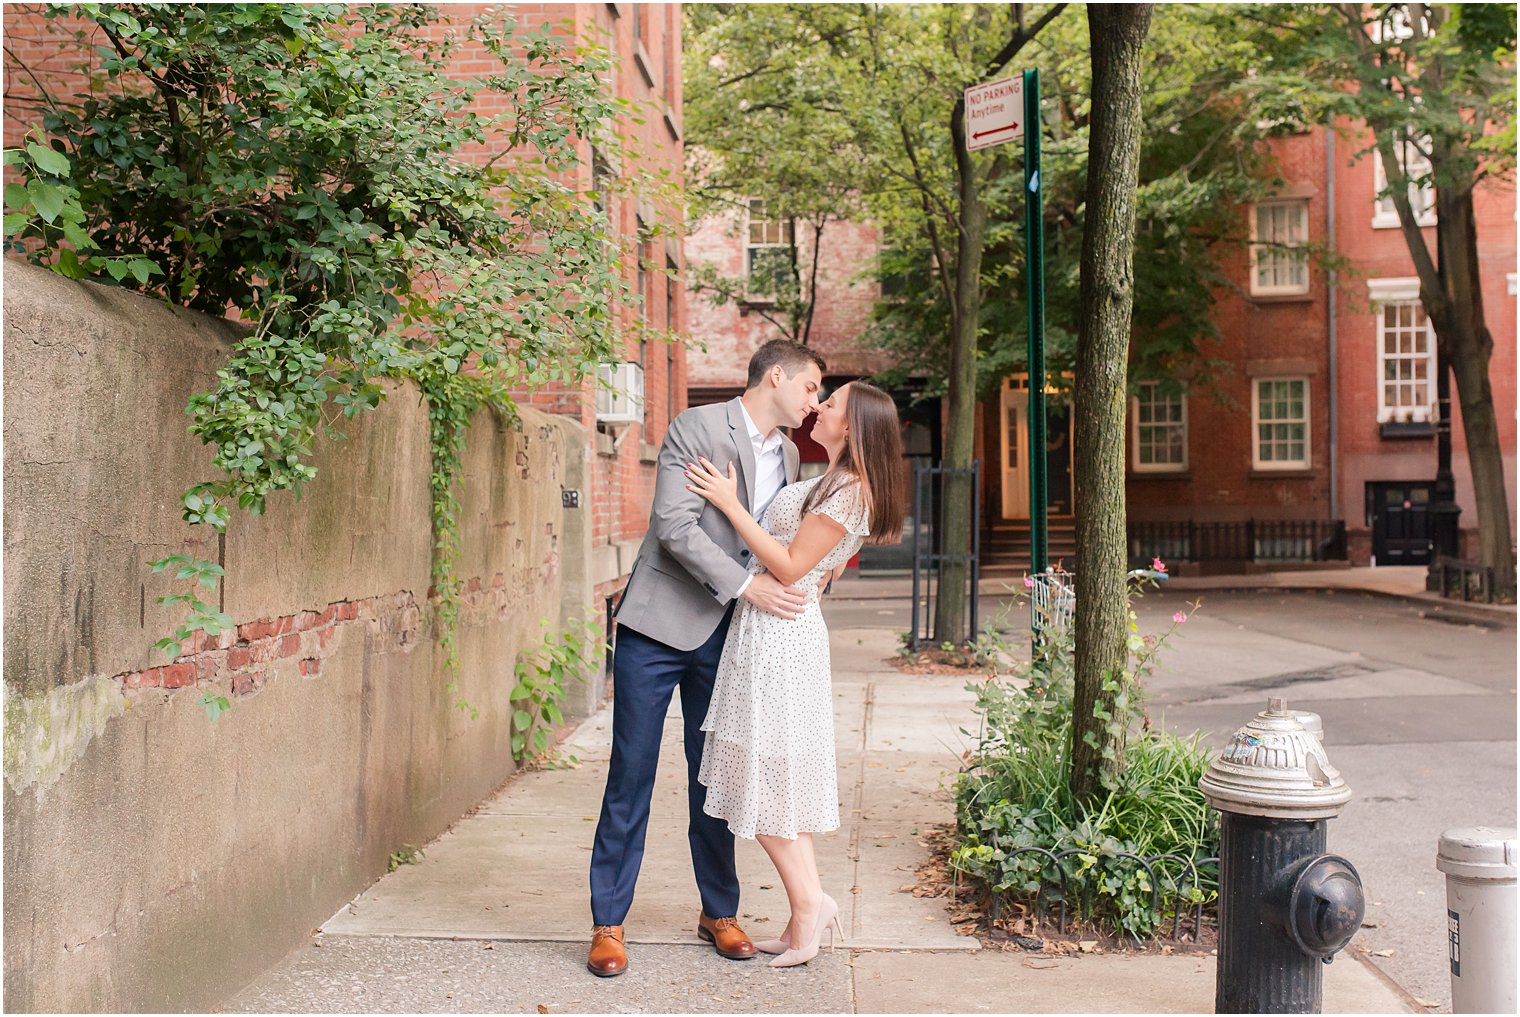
left=1200, top=698, right=1365, bottom=1014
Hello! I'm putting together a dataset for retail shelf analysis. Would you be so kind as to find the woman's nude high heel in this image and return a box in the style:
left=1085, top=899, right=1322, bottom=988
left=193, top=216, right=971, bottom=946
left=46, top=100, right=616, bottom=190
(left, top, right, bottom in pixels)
left=753, top=935, right=790, bottom=955
left=768, top=893, right=843, bottom=968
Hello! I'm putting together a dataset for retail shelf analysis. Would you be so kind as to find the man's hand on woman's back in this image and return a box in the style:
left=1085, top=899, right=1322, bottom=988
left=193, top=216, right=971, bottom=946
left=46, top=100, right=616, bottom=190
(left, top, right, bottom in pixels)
left=741, top=572, right=808, bottom=620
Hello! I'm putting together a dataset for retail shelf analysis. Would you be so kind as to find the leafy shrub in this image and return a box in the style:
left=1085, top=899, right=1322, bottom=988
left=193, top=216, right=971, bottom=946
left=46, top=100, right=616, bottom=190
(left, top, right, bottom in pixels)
left=509, top=617, right=602, bottom=764
left=951, top=577, right=1218, bottom=939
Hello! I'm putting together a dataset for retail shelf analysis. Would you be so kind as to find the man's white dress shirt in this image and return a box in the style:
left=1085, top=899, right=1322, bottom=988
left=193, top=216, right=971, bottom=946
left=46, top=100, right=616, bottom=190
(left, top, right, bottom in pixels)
left=734, top=401, right=787, bottom=598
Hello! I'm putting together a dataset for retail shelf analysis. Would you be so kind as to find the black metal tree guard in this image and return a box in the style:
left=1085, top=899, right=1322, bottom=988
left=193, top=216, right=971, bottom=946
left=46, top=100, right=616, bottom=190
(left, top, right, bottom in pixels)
left=909, top=460, right=981, bottom=650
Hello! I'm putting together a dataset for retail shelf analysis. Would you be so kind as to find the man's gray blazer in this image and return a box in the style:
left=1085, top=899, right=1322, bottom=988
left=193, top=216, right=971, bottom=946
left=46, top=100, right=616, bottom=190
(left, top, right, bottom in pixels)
left=615, top=397, right=800, bottom=652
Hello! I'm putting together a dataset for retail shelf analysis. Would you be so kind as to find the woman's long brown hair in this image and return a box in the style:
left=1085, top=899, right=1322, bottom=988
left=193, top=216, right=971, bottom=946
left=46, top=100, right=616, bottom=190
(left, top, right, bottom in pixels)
left=802, top=381, right=906, bottom=544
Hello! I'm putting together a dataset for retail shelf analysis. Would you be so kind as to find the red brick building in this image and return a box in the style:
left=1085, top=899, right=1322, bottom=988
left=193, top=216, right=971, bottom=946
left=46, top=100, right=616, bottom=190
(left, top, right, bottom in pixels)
left=688, top=124, right=1516, bottom=573
left=2, top=2, right=687, bottom=609
left=1112, top=123, right=1516, bottom=570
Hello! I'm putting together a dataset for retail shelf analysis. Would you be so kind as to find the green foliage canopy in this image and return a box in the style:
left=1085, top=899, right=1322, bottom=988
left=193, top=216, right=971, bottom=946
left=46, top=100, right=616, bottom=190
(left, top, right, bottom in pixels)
left=865, top=5, right=1292, bottom=400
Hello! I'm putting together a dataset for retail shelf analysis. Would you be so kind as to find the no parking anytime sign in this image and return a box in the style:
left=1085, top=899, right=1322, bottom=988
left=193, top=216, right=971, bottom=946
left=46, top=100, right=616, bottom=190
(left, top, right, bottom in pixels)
left=964, top=74, right=1024, bottom=151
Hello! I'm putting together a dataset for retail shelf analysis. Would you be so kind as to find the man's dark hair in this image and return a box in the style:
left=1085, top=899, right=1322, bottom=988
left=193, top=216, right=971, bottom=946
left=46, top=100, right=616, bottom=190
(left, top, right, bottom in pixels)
left=745, top=339, right=827, bottom=389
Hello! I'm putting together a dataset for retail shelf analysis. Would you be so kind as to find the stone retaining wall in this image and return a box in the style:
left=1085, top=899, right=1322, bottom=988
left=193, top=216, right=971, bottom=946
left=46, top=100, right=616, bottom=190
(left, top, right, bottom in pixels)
left=2, top=260, right=598, bottom=1012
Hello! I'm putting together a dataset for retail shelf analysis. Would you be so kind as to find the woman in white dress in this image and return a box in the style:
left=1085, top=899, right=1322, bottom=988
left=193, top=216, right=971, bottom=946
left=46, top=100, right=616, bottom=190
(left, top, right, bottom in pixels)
left=683, top=380, right=905, bottom=968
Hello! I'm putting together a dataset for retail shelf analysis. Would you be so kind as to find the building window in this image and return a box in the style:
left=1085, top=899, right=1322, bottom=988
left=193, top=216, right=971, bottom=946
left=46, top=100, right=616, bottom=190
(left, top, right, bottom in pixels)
left=746, top=199, right=793, bottom=295
left=1253, top=377, right=1310, bottom=470
left=1377, top=299, right=1435, bottom=423
left=1250, top=200, right=1309, bottom=296
left=1131, top=382, right=1188, bottom=473
left=635, top=216, right=650, bottom=385
left=1373, top=139, right=1436, bottom=229
left=666, top=255, right=678, bottom=425
left=591, top=149, right=615, bottom=226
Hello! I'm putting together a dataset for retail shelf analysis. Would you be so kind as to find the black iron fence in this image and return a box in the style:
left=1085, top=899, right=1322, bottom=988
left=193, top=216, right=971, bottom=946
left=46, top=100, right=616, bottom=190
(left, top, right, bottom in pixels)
left=1429, top=556, right=1502, bottom=604
left=985, top=847, right=1220, bottom=944
left=1128, top=519, right=1347, bottom=566
left=909, top=461, right=981, bottom=649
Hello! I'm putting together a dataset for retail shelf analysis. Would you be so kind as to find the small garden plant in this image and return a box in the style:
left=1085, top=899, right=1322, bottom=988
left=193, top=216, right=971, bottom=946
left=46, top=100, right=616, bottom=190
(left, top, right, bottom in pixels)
left=950, top=566, right=1218, bottom=940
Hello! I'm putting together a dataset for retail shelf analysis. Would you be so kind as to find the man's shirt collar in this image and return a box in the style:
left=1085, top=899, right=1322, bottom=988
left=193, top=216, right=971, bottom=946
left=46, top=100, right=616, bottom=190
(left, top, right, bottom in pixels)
left=739, top=400, right=784, bottom=454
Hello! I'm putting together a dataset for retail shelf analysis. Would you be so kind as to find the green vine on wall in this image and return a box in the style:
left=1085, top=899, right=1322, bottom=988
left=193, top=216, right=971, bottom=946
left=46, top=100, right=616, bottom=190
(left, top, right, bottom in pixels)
left=3, top=4, right=671, bottom=715
left=510, top=617, right=602, bottom=765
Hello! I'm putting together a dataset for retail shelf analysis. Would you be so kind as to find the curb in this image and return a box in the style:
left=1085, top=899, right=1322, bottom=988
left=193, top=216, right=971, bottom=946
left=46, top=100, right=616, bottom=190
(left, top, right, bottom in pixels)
left=1160, top=582, right=1515, bottom=629
left=832, top=577, right=1515, bottom=628
left=1350, top=947, right=1432, bottom=1014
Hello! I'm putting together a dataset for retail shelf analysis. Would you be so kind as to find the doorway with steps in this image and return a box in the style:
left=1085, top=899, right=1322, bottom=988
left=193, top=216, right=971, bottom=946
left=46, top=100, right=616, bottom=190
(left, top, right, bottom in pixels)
left=989, top=374, right=1077, bottom=573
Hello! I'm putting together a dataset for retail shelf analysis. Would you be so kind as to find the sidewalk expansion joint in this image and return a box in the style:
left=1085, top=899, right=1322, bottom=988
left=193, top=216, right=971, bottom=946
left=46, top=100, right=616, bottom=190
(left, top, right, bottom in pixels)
left=314, top=930, right=981, bottom=952
left=845, top=680, right=876, bottom=938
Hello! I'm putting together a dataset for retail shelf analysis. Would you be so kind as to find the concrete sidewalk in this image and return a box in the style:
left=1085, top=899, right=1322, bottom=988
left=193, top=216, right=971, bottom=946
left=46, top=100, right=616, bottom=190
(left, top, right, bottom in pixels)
left=229, top=627, right=1416, bottom=1014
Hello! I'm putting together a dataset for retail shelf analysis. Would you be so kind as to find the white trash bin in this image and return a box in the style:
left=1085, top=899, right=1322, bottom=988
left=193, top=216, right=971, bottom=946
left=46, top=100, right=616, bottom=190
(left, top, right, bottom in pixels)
left=1436, top=827, right=1517, bottom=1014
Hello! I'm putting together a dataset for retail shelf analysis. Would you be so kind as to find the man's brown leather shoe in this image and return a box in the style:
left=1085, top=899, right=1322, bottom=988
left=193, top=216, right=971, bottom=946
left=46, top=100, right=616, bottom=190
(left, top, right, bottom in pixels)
left=697, top=913, right=757, bottom=959
left=587, top=925, right=627, bottom=977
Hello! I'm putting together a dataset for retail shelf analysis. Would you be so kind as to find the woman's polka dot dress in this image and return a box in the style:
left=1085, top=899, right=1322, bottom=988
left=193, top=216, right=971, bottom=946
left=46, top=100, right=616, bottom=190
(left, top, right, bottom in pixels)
left=698, top=475, right=871, bottom=840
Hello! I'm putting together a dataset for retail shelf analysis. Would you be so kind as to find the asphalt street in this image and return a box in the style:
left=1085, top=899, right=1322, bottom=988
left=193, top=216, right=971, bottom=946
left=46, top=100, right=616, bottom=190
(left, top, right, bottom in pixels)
left=824, top=584, right=1516, bottom=1011
left=1136, top=587, right=1515, bottom=1012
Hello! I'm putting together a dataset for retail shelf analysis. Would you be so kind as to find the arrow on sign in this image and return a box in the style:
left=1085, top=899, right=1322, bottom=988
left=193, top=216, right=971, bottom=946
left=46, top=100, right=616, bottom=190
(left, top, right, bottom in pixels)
left=973, top=123, right=1020, bottom=140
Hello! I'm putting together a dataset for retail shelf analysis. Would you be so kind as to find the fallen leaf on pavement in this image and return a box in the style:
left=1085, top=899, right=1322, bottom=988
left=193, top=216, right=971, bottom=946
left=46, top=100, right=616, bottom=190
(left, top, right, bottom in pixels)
left=483, top=944, right=495, bottom=950
left=536, top=1007, right=549, bottom=1014
left=1078, top=940, right=1098, bottom=953
left=896, top=884, right=916, bottom=893
left=851, top=884, right=862, bottom=894
left=1416, top=1000, right=1440, bottom=1009
left=1368, top=949, right=1394, bottom=957
left=1360, top=920, right=1379, bottom=928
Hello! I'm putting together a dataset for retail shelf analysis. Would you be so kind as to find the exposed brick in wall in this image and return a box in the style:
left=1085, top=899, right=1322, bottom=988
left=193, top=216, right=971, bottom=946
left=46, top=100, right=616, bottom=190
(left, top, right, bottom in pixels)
left=116, top=561, right=570, bottom=698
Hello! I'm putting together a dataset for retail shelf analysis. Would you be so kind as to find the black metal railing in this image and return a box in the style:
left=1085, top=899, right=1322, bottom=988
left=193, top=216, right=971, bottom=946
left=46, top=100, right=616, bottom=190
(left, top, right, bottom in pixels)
left=985, top=847, right=1220, bottom=944
left=1127, top=520, right=1347, bottom=566
left=909, top=461, right=981, bottom=649
left=1429, top=556, right=1501, bottom=604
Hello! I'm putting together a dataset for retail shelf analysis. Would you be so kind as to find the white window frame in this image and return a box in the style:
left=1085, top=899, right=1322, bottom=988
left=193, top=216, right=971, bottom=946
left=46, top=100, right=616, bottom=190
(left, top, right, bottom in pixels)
left=1249, top=199, right=1310, bottom=296
left=1372, top=139, right=1436, bottom=229
left=1130, top=382, right=1189, bottom=474
left=1368, top=278, right=1436, bottom=424
left=745, top=198, right=793, bottom=278
left=1252, top=376, right=1311, bottom=470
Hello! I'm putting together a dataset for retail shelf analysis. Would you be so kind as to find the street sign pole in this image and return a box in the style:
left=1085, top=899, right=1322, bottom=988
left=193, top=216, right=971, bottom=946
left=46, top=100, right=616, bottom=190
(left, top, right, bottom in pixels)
left=963, top=71, right=1043, bottom=635
left=1024, top=67, right=1048, bottom=585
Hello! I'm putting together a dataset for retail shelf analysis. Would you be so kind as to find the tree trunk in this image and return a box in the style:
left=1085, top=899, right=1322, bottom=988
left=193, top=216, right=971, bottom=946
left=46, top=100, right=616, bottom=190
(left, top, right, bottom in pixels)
left=1434, top=188, right=1515, bottom=593
left=933, top=92, right=989, bottom=644
left=1069, top=3, right=1152, bottom=804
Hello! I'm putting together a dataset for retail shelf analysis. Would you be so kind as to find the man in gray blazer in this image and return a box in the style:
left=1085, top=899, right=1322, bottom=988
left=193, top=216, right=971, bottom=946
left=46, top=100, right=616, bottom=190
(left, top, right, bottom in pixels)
left=587, top=340, right=826, bottom=977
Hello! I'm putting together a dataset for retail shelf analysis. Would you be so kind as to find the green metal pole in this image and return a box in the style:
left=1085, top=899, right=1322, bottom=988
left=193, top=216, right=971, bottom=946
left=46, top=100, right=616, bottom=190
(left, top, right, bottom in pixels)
left=1024, top=68, right=1048, bottom=585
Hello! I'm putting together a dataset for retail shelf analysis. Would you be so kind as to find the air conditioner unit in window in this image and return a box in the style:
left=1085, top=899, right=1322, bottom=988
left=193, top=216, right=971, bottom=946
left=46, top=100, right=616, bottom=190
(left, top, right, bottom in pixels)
left=596, top=362, right=645, bottom=424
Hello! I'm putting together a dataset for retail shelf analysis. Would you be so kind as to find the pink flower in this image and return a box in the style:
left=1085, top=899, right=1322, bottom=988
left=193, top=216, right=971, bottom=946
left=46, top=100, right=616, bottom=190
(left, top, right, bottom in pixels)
left=1152, top=558, right=1167, bottom=574
left=1172, top=611, right=1188, bottom=624
left=1023, top=577, right=1036, bottom=588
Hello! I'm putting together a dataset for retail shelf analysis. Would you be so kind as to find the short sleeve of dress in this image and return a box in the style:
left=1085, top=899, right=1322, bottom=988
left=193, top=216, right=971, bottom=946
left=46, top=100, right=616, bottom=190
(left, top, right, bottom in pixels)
left=810, top=479, right=871, bottom=538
